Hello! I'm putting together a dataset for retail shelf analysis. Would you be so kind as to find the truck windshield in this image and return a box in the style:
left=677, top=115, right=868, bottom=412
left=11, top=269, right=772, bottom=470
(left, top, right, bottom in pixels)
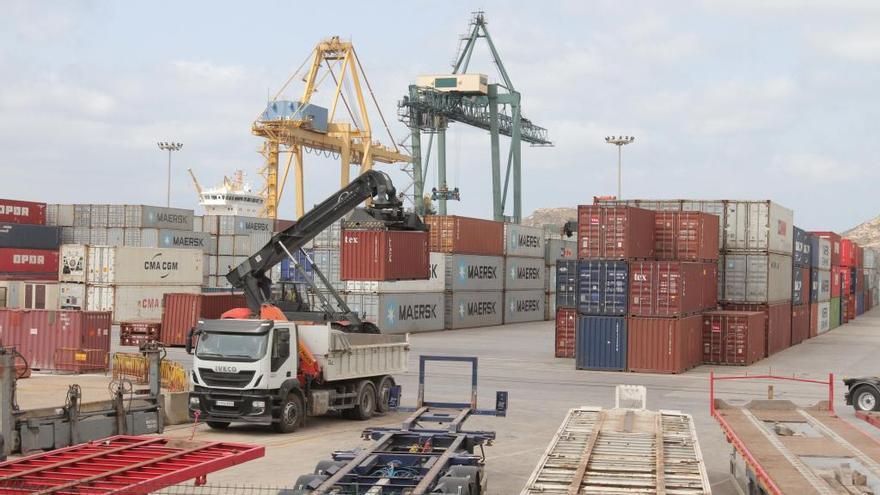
left=196, top=332, right=269, bottom=362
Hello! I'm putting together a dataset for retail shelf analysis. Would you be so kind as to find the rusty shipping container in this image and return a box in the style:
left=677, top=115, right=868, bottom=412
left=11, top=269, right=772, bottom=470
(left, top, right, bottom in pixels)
left=0, top=309, right=111, bottom=371
left=424, top=215, right=504, bottom=255
left=160, top=293, right=246, bottom=346
left=0, top=199, right=46, bottom=225
left=811, top=231, right=842, bottom=266
left=831, top=266, right=843, bottom=297
left=627, top=314, right=703, bottom=374
left=702, top=310, right=765, bottom=365
left=628, top=261, right=717, bottom=317
left=120, top=321, right=161, bottom=346
left=653, top=211, right=719, bottom=261
left=577, top=205, right=655, bottom=259
left=722, top=302, right=792, bottom=357
left=840, top=239, right=855, bottom=267
left=555, top=307, right=576, bottom=358
left=791, top=304, right=810, bottom=345
left=0, top=248, right=59, bottom=281
left=340, top=230, right=429, bottom=281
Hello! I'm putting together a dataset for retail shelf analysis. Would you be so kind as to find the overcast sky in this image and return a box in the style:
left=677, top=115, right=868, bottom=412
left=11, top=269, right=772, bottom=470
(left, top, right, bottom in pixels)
left=1, top=1, right=878, bottom=231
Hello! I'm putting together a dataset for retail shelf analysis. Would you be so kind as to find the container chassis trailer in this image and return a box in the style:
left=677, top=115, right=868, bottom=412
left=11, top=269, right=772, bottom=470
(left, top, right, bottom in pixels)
left=711, top=372, right=880, bottom=495
left=286, top=356, right=507, bottom=495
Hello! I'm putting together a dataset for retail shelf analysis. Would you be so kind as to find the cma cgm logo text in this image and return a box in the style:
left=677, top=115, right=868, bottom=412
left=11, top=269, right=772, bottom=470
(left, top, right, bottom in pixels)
left=13, top=254, right=44, bottom=265
left=0, top=205, right=29, bottom=217
left=386, top=301, right=438, bottom=326
left=510, top=265, right=540, bottom=280
left=510, top=299, right=540, bottom=313
left=458, top=301, right=496, bottom=318
left=458, top=262, right=497, bottom=281
left=144, top=253, right=178, bottom=279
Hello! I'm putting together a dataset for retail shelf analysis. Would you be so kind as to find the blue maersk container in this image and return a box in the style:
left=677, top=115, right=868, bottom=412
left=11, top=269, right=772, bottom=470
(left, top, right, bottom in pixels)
left=555, top=260, right=578, bottom=309
left=792, top=226, right=812, bottom=268
left=575, top=315, right=627, bottom=371
left=576, top=260, right=628, bottom=316
left=280, top=248, right=314, bottom=283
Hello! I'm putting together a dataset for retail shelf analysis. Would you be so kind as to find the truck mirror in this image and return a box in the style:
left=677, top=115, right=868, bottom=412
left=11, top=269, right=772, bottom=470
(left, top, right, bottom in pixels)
left=185, top=327, right=195, bottom=355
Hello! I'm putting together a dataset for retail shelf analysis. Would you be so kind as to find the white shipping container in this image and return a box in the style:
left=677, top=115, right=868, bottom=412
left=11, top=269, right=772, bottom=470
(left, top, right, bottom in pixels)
left=90, top=205, right=109, bottom=227
left=59, top=244, right=88, bottom=283
left=53, top=204, right=75, bottom=227
left=159, top=229, right=215, bottom=254
left=108, top=227, right=125, bottom=246
left=416, top=73, right=488, bottom=94
left=343, top=252, right=446, bottom=293
left=200, top=215, right=218, bottom=234
left=814, top=238, right=831, bottom=271
left=59, top=282, right=86, bottom=309
left=108, top=205, right=126, bottom=227
left=545, top=239, right=577, bottom=265
left=503, top=289, right=545, bottom=324
left=73, top=227, right=90, bottom=244
left=815, top=269, right=831, bottom=303
left=87, top=246, right=203, bottom=286
left=720, top=253, right=792, bottom=303
left=90, top=228, right=108, bottom=245
left=816, top=301, right=831, bottom=334
left=504, top=223, right=545, bottom=258
left=73, top=205, right=91, bottom=227
left=0, top=281, right=58, bottom=310
left=211, top=215, right=272, bottom=236
left=444, top=291, right=503, bottom=329
left=233, top=235, right=251, bottom=255
left=343, top=292, right=445, bottom=334
left=723, top=200, right=793, bottom=254
left=216, top=256, right=235, bottom=275
left=444, top=254, right=505, bottom=292
left=125, top=205, right=194, bottom=230
left=86, top=285, right=114, bottom=312
left=504, top=257, right=545, bottom=291
left=203, top=254, right=211, bottom=276
left=217, top=235, right=234, bottom=255
left=93, top=284, right=201, bottom=323
left=60, top=227, right=75, bottom=244
left=193, top=215, right=203, bottom=233
left=124, top=228, right=159, bottom=248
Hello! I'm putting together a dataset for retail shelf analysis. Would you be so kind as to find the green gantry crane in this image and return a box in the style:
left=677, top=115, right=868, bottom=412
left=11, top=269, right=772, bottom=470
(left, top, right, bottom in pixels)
left=398, top=11, right=552, bottom=223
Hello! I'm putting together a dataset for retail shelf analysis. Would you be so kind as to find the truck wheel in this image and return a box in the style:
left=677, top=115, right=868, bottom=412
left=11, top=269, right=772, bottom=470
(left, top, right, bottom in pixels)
left=375, top=376, right=395, bottom=414
left=433, top=476, right=471, bottom=495
left=290, top=473, right=327, bottom=493
left=206, top=421, right=230, bottom=430
left=314, top=460, right=347, bottom=475
left=343, top=380, right=376, bottom=420
left=446, top=466, right=481, bottom=494
left=274, top=393, right=305, bottom=433
left=854, top=387, right=880, bottom=411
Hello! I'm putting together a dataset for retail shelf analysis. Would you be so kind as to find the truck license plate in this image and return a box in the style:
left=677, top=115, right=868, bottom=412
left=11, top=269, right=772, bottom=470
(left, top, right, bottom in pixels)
left=215, top=400, right=235, bottom=407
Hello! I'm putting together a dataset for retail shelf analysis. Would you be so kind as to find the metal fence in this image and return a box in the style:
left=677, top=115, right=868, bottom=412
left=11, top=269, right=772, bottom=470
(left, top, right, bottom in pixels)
left=112, top=352, right=188, bottom=392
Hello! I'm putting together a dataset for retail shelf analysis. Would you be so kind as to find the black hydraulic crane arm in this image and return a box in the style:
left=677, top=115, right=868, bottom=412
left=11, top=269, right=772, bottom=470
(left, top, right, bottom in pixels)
left=226, top=170, right=421, bottom=322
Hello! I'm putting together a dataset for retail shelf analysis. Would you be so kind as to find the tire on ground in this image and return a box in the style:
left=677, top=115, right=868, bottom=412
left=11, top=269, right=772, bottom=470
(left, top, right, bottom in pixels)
left=853, top=386, right=880, bottom=412
left=342, top=380, right=377, bottom=420
left=374, top=375, right=395, bottom=414
left=274, top=393, right=305, bottom=433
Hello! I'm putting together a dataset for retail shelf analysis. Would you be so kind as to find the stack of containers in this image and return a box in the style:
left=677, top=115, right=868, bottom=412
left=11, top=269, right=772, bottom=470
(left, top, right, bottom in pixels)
left=866, top=249, right=878, bottom=310
left=0, top=199, right=61, bottom=310
left=200, top=215, right=273, bottom=289
left=543, top=233, right=576, bottom=321
left=628, top=211, right=719, bottom=373
left=0, top=308, right=111, bottom=372
left=790, top=227, right=812, bottom=345
left=574, top=205, right=654, bottom=371
left=809, top=235, right=832, bottom=336
left=554, top=259, right=578, bottom=358
left=503, top=223, right=547, bottom=325
left=813, top=231, right=843, bottom=329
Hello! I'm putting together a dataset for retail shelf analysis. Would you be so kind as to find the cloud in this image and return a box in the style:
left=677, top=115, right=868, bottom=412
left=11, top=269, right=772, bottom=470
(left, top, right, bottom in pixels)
left=171, top=61, right=248, bottom=88
left=771, top=153, right=864, bottom=184
left=684, top=77, right=798, bottom=135
left=811, top=30, right=880, bottom=62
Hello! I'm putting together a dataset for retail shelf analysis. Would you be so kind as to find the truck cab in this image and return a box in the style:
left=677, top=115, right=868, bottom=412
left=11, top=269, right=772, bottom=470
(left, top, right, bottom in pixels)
left=187, top=319, right=407, bottom=433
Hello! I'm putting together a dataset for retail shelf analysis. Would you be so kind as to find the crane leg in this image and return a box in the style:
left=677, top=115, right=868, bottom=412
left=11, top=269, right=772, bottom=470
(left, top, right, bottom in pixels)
left=294, top=146, right=304, bottom=219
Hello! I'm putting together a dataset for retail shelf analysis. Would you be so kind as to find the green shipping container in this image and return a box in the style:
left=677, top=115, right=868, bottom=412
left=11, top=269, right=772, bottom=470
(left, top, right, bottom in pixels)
left=830, top=297, right=841, bottom=329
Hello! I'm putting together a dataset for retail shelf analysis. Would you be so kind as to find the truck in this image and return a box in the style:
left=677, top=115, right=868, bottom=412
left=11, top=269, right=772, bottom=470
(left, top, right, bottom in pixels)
left=186, top=170, right=427, bottom=432
left=843, top=376, right=880, bottom=411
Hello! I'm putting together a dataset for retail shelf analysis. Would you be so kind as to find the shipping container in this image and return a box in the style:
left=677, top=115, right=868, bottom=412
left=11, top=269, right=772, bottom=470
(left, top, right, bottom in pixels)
left=577, top=205, right=655, bottom=259
left=160, top=292, right=246, bottom=346
left=120, top=321, right=161, bottom=346
left=791, top=304, right=809, bottom=345
left=0, top=199, right=46, bottom=225
left=125, top=205, right=194, bottom=231
left=792, top=266, right=809, bottom=306
left=87, top=285, right=200, bottom=324
left=846, top=294, right=856, bottom=320
left=341, top=291, right=445, bottom=333
left=811, top=301, right=831, bottom=336
left=53, top=205, right=75, bottom=227
left=0, top=309, right=110, bottom=370
left=123, top=228, right=159, bottom=248
left=0, top=248, right=59, bottom=280
left=555, top=307, right=576, bottom=358
left=702, top=310, right=765, bottom=365
left=555, top=260, right=578, bottom=308
left=723, top=200, right=793, bottom=254
left=59, top=282, right=85, bottom=309
left=857, top=291, right=865, bottom=316
left=831, top=266, right=843, bottom=297
left=792, top=227, right=812, bottom=267
left=312, top=219, right=342, bottom=249
left=811, top=231, right=841, bottom=266
left=444, top=290, right=503, bottom=329
left=653, top=211, right=719, bottom=261
left=627, top=314, right=703, bottom=373
left=503, top=289, right=545, bottom=324
left=719, top=253, right=792, bottom=303
left=628, top=261, right=716, bottom=317
left=0, top=281, right=59, bottom=310
left=89, top=205, right=109, bottom=228
left=73, top=205, right=91, bottom=227
left=89, top=227, right=108, bottom=245
left=810, top=237, right=831, bottom=270
left=59, top=244, right=87, bottom=283
left=344, top=252, right=446, bottom=293
left=866, top=249, right=877, bottom=269
left=504, top=223, right=545, bottom=258
left=442, top=254, right=504, bottom=292
left=424, top=215, right=504, bottom=255
left=86, top=246, right=203, bottom=286
left=340, top=230, right=429, bottom=281
left=810, top=268, right=831, bottom=303
left=840, top=239, right=855, bottom=267
left=545, top=291, right=556, bottom=321
left=0, top=223, right=60, bottom=251
left=544, top=239, right=576, bottom=265
left=217, top=235, right=234, bottom=255
left=158, top=229, right=215, bottom=254
left=280, top=249, right=315, bottom=283
left=575, top=315, right=626, bottom=371
left=576, top=260, right=628, bottom=316
left=722, top=302, right=792, bottom=357
left=504, top=256, right=545, bottom=291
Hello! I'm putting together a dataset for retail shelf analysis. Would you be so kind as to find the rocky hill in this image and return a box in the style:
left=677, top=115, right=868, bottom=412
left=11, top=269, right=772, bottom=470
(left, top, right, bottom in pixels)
left=522, top=207, right=577, bottom=229
left=843, top=215, right=880, bottom=249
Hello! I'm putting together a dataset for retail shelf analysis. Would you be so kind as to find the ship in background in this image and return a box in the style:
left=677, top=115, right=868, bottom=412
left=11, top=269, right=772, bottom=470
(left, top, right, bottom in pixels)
left=188, top=169, right=264, bottom=217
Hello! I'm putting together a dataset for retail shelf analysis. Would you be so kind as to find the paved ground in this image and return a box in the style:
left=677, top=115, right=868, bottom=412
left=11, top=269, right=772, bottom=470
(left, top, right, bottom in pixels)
left=14, top=308, right=880, bottom=494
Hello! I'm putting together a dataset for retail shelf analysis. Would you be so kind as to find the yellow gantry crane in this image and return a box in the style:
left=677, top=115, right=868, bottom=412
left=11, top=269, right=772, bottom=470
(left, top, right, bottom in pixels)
left=254, top=36, right=410, bottom=219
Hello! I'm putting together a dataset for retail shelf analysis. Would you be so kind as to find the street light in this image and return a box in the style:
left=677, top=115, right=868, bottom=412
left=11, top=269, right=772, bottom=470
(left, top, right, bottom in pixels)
left=157, top=141, right=183, bottom=207
left=605, top=135, right=635, bottom=199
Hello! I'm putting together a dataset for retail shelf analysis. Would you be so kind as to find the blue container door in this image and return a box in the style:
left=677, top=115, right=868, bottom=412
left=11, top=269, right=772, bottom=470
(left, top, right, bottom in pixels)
left=575, top=316, right=627, bottom=371
left=577, top=261, right=602, bottom=315
left=809, top=269, right=818, bottom=303
left=556, top=260, right=578, bottom=308
left=602, top=261, right=628, bottom=315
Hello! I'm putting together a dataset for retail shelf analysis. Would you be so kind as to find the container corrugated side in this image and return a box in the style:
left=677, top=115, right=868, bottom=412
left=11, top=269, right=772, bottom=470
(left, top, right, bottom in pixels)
left=87, top=246, right=203, bottom=286
left=576, top=260, right=628, bottom=316
left=555, top=260, right=578, bottom=308
left=555, top=307, right=576, bottom=358
left=443, top=254, right=504, bottom=292
left=344, top=252, right=445, bottom=293
left=424, top=215, right=504, bottom=255
left=702, top=310, right=765, bottom=365
left=811, top=268, right=831, bottom=303
left=627, top=315, right=702, bottom=373
left=791, top=304, right=809, bottom=345
left=504, top=223, right=545, bottom=258
left=105, top=285, right=201, bottom=324
left=792, top=266, right=809, bottom=306
left=504, top=256, right=545, bottom=290
left=628, top=261, right=716, bottom=317
left=719, top=253, right=792, bottom=303
left=0, top=248, right=59, bottom=280
left=811, top=231, right=842, bottom=267
left=340, top=230, right=429, bottom=281
left=503, top=289, right=545, bottom=324
left=814, top=300, right=831, bottom=334
left=0, top=199, right=46, bottom=225
left=653, top=211, right=719, bottom=261
left=577, top=205, right=655, bottom=259
left=345, top=292, right=444, bottom=334
left=722, top=200, right=793, bottom=254
left=793, top=227, right=812, bottom=267
left=444, top=291, right=503, bottom=329
left=545, top=239, right=576, bottom=265
left=0, top=224, right=61, bottom=250
left=810, top=237, right=831, bottom=270
left=125, top=205, right=194, bottom=230
left=158, top=229, right=215, bottom=254
left=722, top=302, right=792, bottom=357
left=575, top=315, right=626, bottom=371
left=0, top=309, right=110, bottom=370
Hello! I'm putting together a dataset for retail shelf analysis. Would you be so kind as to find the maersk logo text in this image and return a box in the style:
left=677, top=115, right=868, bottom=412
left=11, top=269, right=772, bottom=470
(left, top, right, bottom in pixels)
left=510, top=299, right=540, bottom=313
left=466, top=301, right=495, bottom=316
left=169, top=235, right=204, bottom=248
left=157, top=212, right=188, bottom=224
left=511, top=266, right=540, bottom=280
left=516, top=234, right=540, bottom=248
left=243, top=221, right=270, bottom=232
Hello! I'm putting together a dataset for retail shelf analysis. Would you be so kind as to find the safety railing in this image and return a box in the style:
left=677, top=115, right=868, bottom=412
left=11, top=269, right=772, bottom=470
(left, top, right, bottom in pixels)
left=112, top=352, right=188, bottom=392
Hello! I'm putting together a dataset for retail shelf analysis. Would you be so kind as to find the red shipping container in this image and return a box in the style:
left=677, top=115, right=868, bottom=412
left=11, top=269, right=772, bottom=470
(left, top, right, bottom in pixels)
left=846, top=295, right=856, bottom=321
left=790, top=304, right=809, bottom=345
left=341, top=230, right=429, bottom=281
left=831, top=267, right=843, bottom=297
left=702, top=310, right=765, bottom=365
left=811, top=231, right=842, bottom=266
left=0, top=248, right=59, bottom=280
left=120, top=321, right=161, bottom=346
left=809, top=303, right=818, bottom=338
left=857, top=270, right=865, bottom=293
left=840, top=239, right=855, bottom=267
left=722, top=302, right=792, bottom=357
left=54, top=348, right=109, bottom=373
left=628, top=261, right=717, bottom=317
left=577, top=205, right=655, bottom=259
left=0, top=309, right=111, bottom=371
left=424, top=216, right=504, bottom=255
left=0, top=199, right=46, bottom=225
left=161, top=293, right=246, bottom=347
left=627, top=314, right=703, bottom=374
left=555, top=308, right=576, bottom=358
left=654, top=211, right=719, bottom=261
